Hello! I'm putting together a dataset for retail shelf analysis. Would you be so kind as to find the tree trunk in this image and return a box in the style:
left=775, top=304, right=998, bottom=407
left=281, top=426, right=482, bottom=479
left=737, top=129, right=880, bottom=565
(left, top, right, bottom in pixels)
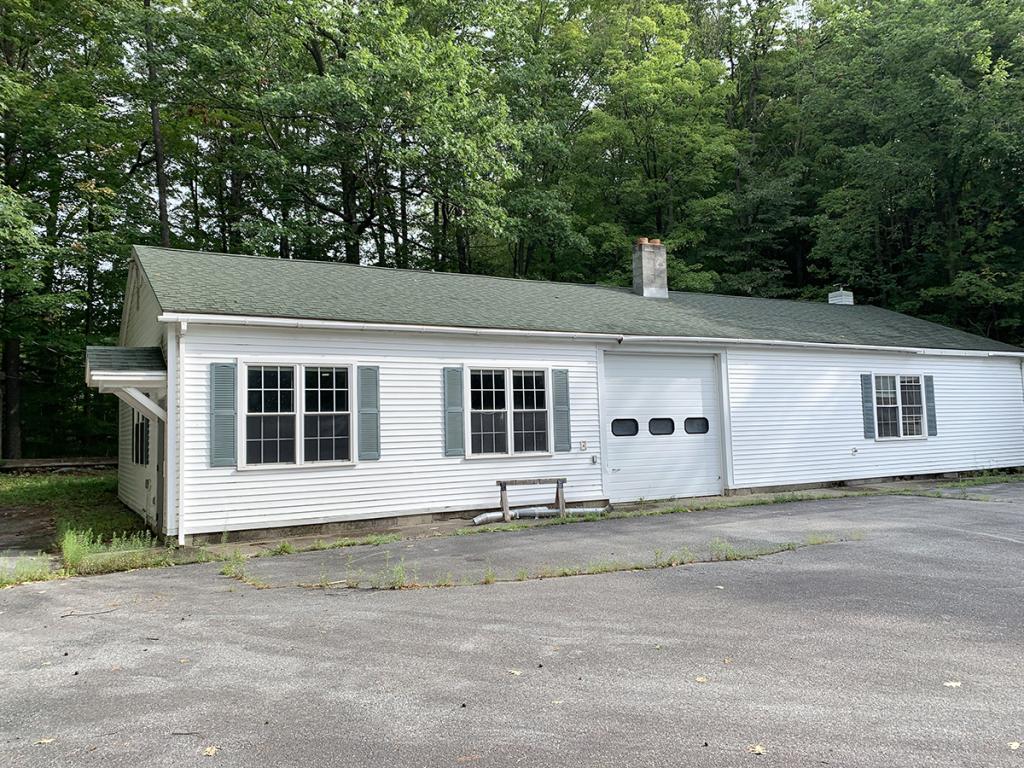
left=279, top=197, right=291, bottom=259
left=340, top=167, right=360, bottom=264
left=455, top=220, right=470, bottom=274
left=397, top=135, right=409, bottom=269
left=1, top=337, right=22, bottom=459
left=143, top=0, right=170, bottom=246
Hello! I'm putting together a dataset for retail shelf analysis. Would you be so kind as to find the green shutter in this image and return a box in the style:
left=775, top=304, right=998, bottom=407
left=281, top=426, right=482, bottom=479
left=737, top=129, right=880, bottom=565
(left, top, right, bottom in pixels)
left=860, top=374, right=875, bottom=440
left=552, top=369, right=571, bottom=452
left=357, top=366, right=380, bottom=460
left=443, top=367, right=464, bottom=457
left=210, top=362, right=237, bottom=467
left=924, top=375, right=937, bottom=437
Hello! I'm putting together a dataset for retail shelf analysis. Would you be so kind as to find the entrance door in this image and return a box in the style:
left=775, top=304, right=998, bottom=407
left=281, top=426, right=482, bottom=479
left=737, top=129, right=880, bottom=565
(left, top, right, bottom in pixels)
left=602, top=353, right=722, bottom=503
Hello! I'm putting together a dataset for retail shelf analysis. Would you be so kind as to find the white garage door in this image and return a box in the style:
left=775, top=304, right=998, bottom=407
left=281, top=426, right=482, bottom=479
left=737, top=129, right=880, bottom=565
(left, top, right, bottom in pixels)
left=603, top=353, right=722, bottom=503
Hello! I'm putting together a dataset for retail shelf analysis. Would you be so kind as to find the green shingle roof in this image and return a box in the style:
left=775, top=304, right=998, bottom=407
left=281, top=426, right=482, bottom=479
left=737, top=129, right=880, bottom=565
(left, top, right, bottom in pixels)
left=86, top=346, right=166, bottom=372
left=133, top=246, right=1022, bottom=353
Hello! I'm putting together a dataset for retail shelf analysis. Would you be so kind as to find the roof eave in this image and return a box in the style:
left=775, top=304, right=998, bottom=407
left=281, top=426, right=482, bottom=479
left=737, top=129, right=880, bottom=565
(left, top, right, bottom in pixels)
left=157, top=311, right=1024, bottom=358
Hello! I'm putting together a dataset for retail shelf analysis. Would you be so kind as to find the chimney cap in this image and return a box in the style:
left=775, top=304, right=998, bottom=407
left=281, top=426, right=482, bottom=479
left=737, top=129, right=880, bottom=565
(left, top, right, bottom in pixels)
left=635, top=237, right=649, bottom=245
left=649, top=238, right=661, bottom=245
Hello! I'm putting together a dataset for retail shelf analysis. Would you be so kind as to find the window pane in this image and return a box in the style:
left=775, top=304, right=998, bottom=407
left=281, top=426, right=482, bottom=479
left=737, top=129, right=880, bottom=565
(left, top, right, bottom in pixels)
left=648, top=418, right=674, bottom=435
left=611, top=418, right=639, bottom=436
left=901, top=377, right=924, bottom=438
left=304, top=414, right=350, bottom=462
left=876, top=405, right=900, bottom=438
left=874, top=375, right=897, bottom=406
left=511, top=370, right=547, bottom=453
left=245, top=409, right=296, bottom=465
left=470, top=410, right=507, bottom=454
left=469, top=369, right=511, bottom=455
left=683, top=417, right=710, bottom=435
left=246, top=441, right=262, bottom=464
left=263, top=440, right=279, bottom=464
left=304, top=367, right=349, bottom=419
left=513, top=410, right=547, bottom=453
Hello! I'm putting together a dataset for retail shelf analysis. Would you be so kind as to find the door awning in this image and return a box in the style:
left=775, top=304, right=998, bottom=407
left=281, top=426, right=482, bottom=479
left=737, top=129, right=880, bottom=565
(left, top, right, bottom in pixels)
left=85, top=346, right=167, bottom=422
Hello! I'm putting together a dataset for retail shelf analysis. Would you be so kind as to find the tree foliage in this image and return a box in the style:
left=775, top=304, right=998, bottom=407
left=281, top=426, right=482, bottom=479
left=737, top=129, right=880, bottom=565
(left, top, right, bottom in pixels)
left=1, top=0, right=1022, bottom=457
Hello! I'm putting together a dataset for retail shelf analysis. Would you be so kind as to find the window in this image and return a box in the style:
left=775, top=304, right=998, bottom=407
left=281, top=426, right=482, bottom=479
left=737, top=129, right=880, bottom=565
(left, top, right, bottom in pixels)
left=648, top=418, right=674, bottom=435
left=470, top=369, right=507, bottom=454
left=132, top=409, right=149, bottom=465
left=304, top=367, right=351, bottom=462
left=683, top=417, right=710, bottom=435
left=468, top=368, right=550, bottom=455
left=513, top=370, right=548, bottom=452
left=874, top=374, right=925, bottom=440
left=246, top=365, right=296, bottom=464
left=611, top=418, right=639, bottom=436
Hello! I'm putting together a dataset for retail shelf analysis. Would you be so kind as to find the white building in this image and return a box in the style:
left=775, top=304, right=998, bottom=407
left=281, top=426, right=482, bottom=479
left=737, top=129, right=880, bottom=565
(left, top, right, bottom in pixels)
left=85, top=243, right=1024, bottom=543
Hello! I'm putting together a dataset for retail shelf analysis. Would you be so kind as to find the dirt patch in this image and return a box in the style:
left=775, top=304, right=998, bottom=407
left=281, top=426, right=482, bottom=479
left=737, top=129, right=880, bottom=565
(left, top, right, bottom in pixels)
left=0, top=504, right=56, bottom=556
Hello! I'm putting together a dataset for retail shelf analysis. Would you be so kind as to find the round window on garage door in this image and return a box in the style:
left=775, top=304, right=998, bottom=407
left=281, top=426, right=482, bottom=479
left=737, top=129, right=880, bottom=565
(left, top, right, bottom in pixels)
left=611, top=418, right=639, bottom=436
left=648, top=418, right=674, bottom=435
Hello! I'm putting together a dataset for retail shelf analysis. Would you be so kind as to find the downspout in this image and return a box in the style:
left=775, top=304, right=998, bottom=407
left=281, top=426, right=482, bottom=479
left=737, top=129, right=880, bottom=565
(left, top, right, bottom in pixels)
left=176, top=323, right=186, bottom=545
left=164, top=323, right=181, bottom=545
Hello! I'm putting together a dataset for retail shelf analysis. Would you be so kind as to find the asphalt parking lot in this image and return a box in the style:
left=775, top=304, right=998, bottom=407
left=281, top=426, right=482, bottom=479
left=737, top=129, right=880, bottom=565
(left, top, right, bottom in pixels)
left=2, top=487, right=1023, bottom=767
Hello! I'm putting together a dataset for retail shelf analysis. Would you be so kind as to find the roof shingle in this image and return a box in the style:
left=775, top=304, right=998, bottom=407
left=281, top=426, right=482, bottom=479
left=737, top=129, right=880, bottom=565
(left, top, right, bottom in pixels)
left=133, top=246, right=1021, bottom=353
left=86, top=346, right=165, bottom=372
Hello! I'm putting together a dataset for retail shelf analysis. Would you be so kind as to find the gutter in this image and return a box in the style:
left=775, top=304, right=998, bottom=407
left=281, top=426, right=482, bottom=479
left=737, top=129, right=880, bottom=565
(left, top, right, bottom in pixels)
left=156, top=312, right=1024, bottom=359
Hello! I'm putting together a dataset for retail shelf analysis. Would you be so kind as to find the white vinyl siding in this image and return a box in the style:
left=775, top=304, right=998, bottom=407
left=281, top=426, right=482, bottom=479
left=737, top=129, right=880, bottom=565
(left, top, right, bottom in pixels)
left=727, top=348, right=1024, bottom=488
left=117, top=401, right=158, bottom=527
left=118, top=260, right=164, bottom=348
left=117, top=401, right=147, bottom=512
left=176, top=326, right=602, bottom=535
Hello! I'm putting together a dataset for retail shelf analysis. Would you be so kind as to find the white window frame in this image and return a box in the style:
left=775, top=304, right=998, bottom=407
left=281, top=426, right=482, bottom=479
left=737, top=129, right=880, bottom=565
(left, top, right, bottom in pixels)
left=463, top=365, right=554, bottom=459
left=871, top=372, right=928, bottom=442
left=237, top=360, right=358, bottom=470
left=301, top=365, right=355, bottom=466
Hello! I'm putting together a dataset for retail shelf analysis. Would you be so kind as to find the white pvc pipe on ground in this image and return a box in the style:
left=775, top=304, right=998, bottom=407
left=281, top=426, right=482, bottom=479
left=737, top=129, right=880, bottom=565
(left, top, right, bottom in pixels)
left=471, top=507, right=609, bottom=526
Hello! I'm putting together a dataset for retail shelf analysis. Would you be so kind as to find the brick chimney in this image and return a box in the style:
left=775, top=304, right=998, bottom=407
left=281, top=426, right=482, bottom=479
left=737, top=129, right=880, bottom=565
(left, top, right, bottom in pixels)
left=632, top=237, right=668, bottom=299
left=828, top=288, right=854, bottom=305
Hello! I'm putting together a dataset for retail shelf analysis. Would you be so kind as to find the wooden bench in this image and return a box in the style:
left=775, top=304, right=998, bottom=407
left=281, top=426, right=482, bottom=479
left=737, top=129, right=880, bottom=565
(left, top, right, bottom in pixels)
left=496, top=478, right=567, bottom=522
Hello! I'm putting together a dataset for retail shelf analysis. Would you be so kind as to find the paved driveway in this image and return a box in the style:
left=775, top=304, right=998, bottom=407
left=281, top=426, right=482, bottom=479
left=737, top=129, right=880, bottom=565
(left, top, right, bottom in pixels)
left=2, top=490, right=1023, bottom=767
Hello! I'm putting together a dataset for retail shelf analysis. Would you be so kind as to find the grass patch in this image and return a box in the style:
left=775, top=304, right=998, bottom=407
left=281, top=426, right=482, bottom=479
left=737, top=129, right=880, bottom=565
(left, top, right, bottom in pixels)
left=59, top=529, right=175, bottom=575
left=267, top=540, right=295, bottom=556
left=0, top=472, right=145, bottom=543
left=320, top=533, right=401, bottom=549
left=938, top=471, right=1024, bottom=489
left=709, top=537, right=798, bottom=562
left=374, top=560, right=408, bottom=590
left=218, top=550, right=270, bottom=588
left=0, top=557, right=59, bottom=587
left=804, top=532, right=838, bottom=546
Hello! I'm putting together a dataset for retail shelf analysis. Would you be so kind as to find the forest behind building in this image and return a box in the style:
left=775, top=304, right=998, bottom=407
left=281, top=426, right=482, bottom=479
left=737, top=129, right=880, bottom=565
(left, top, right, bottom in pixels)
left=1, top=0, right=1022, bottom=457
